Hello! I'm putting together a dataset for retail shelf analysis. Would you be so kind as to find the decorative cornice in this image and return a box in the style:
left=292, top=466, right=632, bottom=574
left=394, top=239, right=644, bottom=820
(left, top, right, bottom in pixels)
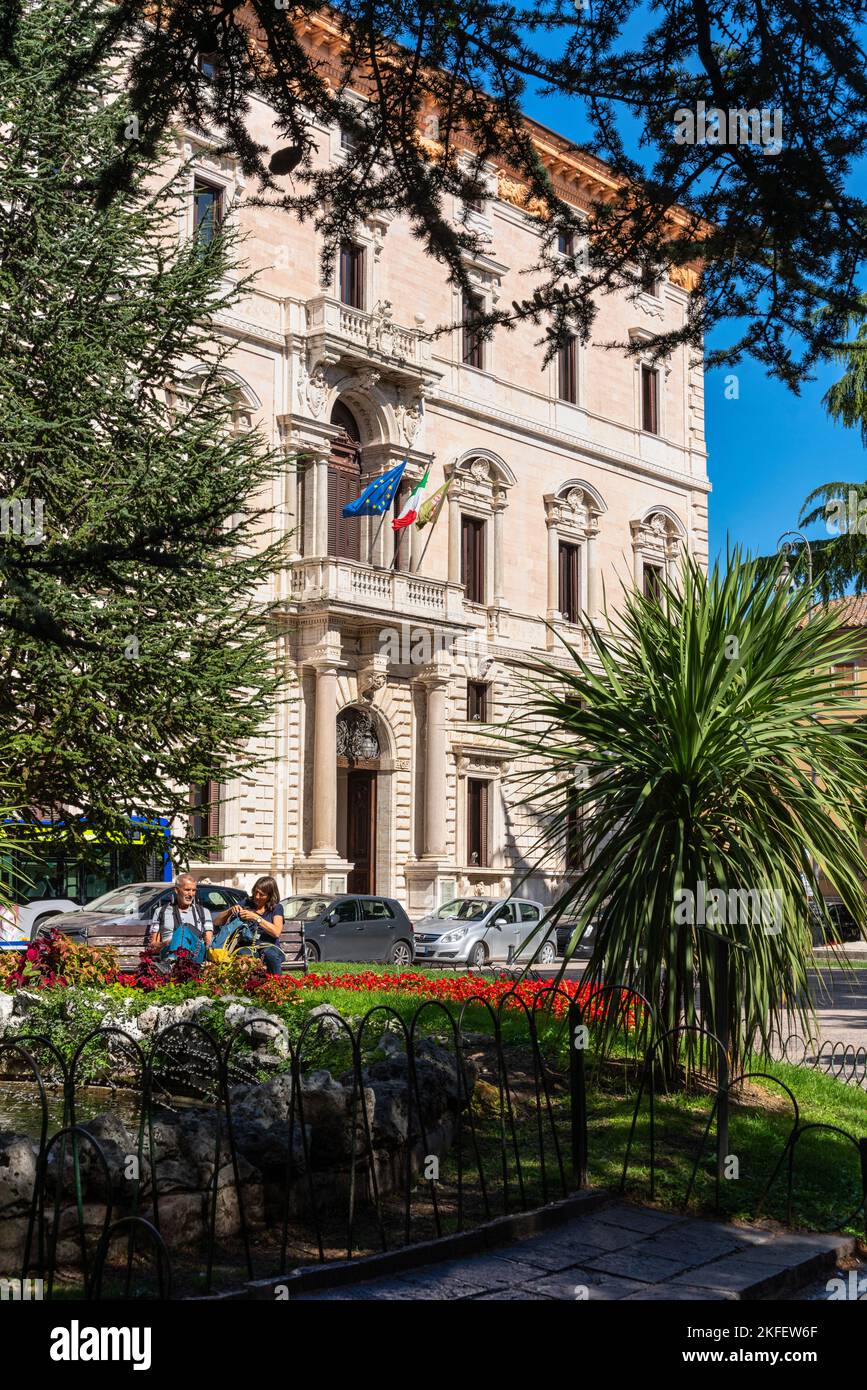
left=430, top=391, right=710, bottom=494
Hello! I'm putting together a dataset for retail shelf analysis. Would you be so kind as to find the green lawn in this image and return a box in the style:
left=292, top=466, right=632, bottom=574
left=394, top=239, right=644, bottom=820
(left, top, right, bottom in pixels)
left=4, top=963, right=865, bottom=1240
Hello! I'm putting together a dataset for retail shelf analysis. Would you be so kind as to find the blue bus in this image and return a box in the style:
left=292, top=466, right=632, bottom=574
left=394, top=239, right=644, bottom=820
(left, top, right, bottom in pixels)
left=0, top=816, right=171, bottom=943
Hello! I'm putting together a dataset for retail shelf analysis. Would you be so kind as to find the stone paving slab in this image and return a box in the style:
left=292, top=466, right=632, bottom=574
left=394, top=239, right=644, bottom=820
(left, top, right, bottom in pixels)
left=294, top=1200, right=856, bottom=1301
left=523, top=1266, right=649, bottom=1300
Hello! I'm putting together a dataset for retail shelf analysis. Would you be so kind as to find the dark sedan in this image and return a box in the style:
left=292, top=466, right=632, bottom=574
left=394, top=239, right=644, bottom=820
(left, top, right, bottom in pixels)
left=555, top=917, right=597, bottom=960
left=38, top=881, right=248, bottom=969
left=281, top=894, right=414, bottom=967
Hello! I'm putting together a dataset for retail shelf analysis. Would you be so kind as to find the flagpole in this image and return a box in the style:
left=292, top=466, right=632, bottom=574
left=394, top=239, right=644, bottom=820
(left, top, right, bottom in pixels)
left=414, top=519, right=437, bottom=573
left=414, top=479, right=450, bottom=574
left=369, top=510, right=388, bottom=566
left=391, top=524, right=408, bottom=570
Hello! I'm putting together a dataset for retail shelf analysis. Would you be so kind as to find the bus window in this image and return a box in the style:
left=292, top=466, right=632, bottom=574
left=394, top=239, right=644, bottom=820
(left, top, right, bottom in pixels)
left=6, top=852, right=73, bottom=903
left=116, top=847, right=147, bottom=888
left=80, top=850, right=113, bottom=903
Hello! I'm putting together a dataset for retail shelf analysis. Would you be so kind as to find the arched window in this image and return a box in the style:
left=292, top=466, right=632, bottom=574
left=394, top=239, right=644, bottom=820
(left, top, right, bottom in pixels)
left=328, top=401, right=362, bottom=561
left=445, top=452, right=515, bottom=606
left=630, top=507, right=686, bottom=595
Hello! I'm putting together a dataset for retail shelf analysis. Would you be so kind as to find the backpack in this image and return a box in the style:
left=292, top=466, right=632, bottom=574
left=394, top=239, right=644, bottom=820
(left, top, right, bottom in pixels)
left=143, top=897, right=208, bottom=952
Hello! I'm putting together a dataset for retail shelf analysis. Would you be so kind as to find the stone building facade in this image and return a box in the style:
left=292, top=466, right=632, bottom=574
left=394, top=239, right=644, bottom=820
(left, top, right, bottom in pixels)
left=183, top=40, right=711, bottom=914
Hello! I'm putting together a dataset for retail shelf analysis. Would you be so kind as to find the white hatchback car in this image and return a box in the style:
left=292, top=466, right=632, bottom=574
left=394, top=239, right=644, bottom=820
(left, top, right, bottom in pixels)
left=412, top=897, right=554, bottom=968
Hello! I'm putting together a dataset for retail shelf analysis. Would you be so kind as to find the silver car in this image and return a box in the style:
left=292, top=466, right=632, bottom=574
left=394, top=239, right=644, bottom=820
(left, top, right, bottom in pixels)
left=412, top=897, right=555, bottom=968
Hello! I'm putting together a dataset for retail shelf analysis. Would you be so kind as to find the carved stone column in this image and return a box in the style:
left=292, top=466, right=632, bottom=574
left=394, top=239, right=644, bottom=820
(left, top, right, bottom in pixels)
left=448, top=486, right=461, bottom=584
left=546, top=515, right=560, bottom=617
left=311, top=659, right=338, bottom=852
left=314, top=452, right=330, bottom=558
left=420, top=658, right=450, bottom=858
left=492, top=495, right=507, bottom=607
left=586, top=523, right=600, bottom=620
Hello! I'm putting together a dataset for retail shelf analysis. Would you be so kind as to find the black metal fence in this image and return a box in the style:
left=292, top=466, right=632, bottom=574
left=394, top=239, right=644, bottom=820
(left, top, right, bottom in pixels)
left=0, top=976, right=864, bottom=1299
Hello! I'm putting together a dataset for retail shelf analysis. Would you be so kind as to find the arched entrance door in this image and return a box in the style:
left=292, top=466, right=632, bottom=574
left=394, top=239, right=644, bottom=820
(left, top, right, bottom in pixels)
left=337, top=707, right=381, bottom=893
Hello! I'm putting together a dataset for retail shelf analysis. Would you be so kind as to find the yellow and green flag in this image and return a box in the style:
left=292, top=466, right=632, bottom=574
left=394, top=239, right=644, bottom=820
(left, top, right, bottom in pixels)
left=416, top=477, right=451, bottom=530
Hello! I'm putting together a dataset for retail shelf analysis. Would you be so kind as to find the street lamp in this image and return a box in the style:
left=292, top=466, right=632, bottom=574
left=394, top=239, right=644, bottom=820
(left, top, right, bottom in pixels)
left=776, top=530, right=813, bottom=616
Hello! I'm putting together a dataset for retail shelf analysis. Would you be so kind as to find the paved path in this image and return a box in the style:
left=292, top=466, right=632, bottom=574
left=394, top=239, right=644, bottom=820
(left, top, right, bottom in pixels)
left=801, top=963, right=867, bottom=1052
left=537, top=959, right=867, bottom=1056
left=294, top=1202, right=854, bottom=1301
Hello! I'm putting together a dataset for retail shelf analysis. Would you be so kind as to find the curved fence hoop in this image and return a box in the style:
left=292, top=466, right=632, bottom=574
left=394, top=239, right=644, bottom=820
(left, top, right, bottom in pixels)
left=42, top=1124, right=113, bottom=1300
left=0, top=1037, right=54, bottom=1279
left=408, top=998, right=484, bottom=1233
left=143, top=1021, right=227, bottom=1294
left=785, top=1122, right=867, bottom=1235
left=686, top=1069, right=802, bottom=1215
left=221, top=1013, right=299, bottom=1283
left=90, top=1215, right=173, bottom=1301
left=622, top=1023, right=729, bottom=1203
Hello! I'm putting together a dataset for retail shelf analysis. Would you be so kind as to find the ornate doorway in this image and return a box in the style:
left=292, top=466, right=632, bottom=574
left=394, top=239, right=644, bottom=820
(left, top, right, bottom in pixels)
left=337, top=707, right=381, bottom=894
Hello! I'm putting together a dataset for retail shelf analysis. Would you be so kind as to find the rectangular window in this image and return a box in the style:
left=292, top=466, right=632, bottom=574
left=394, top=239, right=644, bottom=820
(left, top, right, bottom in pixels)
left=467, top=681, right=488, bottom=722
left=189, top=782, right=219, bottom=854
left=643, top=562, right=664, bottom=601
left=641, top=264, right=662, bottom=296
left=467, top=778, right=489, bottom=867
left=557, top=336, right=578, bottom=403
left=339, top=241, right=365, bottom=309
left=193, top=181, right=223, bottom=246
left=340, top=126, right=357, bottom=151
left=565, top=790, right=583, bottom=871
left=462, top=294, right=484, bottom=369
left=461, top=514, right=486, bottom=604
left=833, top=662, right=857, bottom=685
left=641, top=365, right=659, bottom=434
left=198, top=52, right=219, bottom=80
left=558, top=541, right=581, bottom=623
left=557, top=231, right=575, bottom=256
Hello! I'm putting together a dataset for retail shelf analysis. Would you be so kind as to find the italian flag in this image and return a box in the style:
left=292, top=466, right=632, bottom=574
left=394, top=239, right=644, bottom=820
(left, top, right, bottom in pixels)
left=392, top=464, right=430, bottom=530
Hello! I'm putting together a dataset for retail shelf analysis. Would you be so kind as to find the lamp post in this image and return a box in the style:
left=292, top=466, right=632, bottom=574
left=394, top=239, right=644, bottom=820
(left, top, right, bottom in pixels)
left=776, top=531, right=813, bottom=616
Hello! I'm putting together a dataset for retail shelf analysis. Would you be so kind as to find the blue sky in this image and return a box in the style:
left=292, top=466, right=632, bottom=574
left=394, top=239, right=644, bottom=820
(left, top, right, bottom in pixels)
left=515, top=32, right=866, bottom=566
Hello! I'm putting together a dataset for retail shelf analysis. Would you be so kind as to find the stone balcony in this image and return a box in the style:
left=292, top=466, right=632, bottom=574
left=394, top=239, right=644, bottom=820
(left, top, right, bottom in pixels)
left=287, top=556, right=477, bottom=628
left=304, top=295, right=438, bottom=385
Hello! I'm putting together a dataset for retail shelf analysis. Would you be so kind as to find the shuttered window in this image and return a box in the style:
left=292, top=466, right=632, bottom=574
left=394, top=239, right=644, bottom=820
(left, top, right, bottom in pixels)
left=193, top=181, right=222, bottom=245
left=558, top=541, right=581, bottom=623
left=565, top=788, right=583, bottom=871
left=557, top=336, right=578, bottom=403
left=190, top=782, right=220, bottom=857
left=327, top=433, right=362, bottom=561
left=461, top=515, right=486, bottom=604
left=641, top=365, right=659, bottom=433
left=643, top=562, right=664, bottom=601
left=467, top=779, right=489, bottom=866
left=467, top=681, right=488, bottom=721
left=339, top=242, right=365, bottom=308
left=462, top=294, right=484, bottom=368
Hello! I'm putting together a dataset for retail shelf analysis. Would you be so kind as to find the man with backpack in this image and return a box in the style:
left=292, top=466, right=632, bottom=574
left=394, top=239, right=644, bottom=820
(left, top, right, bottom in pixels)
left=147, top=874, right=213, bottom=961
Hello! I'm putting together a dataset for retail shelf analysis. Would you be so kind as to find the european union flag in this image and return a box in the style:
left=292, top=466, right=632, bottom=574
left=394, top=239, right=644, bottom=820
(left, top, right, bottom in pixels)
left=342, top=461, right=407, bottom=518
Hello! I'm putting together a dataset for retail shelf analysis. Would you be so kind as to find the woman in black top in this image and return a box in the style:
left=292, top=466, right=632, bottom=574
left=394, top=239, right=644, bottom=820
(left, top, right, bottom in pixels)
left=213, top=876, right=285, bottom=975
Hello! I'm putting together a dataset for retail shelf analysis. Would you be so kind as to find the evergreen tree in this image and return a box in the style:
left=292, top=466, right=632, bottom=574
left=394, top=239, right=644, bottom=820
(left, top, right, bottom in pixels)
left=800, top=301, right=867, bottom=597
left=0, top=0, right=292, bottom=863
left=46, top=0, right=867, bottom=386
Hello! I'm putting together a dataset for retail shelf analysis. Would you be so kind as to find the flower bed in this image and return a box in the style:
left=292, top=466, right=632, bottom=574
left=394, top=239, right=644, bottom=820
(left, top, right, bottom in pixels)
left=0, top=931, right=638, bottom=1023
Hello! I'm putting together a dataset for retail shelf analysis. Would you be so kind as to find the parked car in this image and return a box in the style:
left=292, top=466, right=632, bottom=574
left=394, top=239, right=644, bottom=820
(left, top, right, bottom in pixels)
left=36, top=882, right=248, bottom=969
left=281, top=894, right=414, bottom=966
left=821, top=900, right=862, bottom=944
left=555, top=917, right=597, bottom=959
left=412, top=897, right=553, bottom=968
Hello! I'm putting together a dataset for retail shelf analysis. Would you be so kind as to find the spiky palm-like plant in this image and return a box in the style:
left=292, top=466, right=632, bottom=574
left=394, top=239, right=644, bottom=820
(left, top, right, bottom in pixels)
left=506, top=554, right=867, bottom=1072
